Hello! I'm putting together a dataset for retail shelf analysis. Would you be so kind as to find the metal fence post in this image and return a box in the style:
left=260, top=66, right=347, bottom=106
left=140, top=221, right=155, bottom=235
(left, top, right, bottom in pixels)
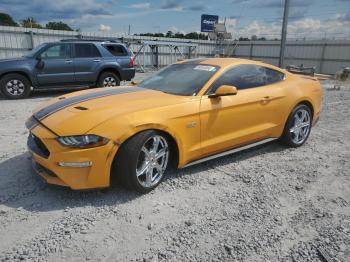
left=319, top=43, right=327, bottom=74
left=29, top=31, right=34, bottom=49
left=249, top=42, right=253, bottom=59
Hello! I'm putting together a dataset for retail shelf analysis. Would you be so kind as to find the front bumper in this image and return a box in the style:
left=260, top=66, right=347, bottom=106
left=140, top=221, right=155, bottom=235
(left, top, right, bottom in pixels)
left=27, top=124, right=118, bottom=190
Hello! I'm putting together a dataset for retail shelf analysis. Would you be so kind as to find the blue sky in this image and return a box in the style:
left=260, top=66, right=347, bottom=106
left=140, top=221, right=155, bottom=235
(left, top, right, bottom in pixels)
left=1, top=0, right=350, bottom=39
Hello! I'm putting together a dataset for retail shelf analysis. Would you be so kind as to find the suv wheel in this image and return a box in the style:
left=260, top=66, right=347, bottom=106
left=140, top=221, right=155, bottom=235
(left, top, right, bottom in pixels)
left=0, top=73, right=31, bottom=99
left=97, top=72, right=120, bottom=87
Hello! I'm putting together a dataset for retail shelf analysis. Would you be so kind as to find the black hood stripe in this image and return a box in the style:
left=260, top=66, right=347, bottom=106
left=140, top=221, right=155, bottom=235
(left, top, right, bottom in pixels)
left=34, top=87, right=145, bottom=121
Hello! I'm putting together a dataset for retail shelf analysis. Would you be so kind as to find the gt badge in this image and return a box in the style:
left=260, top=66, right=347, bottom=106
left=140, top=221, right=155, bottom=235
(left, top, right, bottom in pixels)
left=186, top=122, right=197, bottom=128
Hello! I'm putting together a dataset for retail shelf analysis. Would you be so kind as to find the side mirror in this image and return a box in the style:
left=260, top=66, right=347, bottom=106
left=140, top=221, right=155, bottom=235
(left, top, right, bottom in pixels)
left=35, top=56, right=45, bottom=69
left=209, top=85, right=238, bottom=98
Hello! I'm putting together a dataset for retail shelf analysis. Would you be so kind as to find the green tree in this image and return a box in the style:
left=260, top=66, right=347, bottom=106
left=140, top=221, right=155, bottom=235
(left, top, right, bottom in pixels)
left=46, top=21, right=73, bottom=31
left=0, top=13, right=18, bottom=26
left=20, top=17, right=42, bottom=28
left=251, top=35, right=258, bottom=41
left=174, top=32, right=184, bottom=38
left=166, top=31, right=173, bottom=38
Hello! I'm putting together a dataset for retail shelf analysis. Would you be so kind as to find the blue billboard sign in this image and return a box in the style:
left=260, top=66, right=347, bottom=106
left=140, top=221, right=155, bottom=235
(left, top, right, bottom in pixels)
left=201, top=14, right=219, bottom=32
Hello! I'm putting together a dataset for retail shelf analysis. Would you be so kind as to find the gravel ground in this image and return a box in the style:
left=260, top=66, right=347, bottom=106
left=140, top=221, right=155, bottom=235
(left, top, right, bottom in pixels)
left=0, top=75, right=349, bottom=262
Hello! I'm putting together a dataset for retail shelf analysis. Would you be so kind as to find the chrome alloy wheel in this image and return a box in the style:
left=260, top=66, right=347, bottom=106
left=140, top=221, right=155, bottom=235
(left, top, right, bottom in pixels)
left=136, top=135, right=169, bottom=188
left=290, top=108, right=311, bottom=145
left=6, top=79, right=25, bottom=96
left=103, top=77, right=117, bottom=87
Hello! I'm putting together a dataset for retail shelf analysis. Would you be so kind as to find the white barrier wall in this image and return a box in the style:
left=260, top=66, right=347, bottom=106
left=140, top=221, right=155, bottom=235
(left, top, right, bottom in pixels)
left=0, top=26, right=349, bottom=74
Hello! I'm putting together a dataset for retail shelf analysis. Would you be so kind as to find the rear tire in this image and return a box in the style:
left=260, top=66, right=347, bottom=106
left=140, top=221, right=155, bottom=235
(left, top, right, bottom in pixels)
left=279, top=104, right=312, bottom=147
left=97, top=72, right=120, bottom=87
left=0, top=73, right=31, bottom=99
left=111, top=130, right=171, bottom=193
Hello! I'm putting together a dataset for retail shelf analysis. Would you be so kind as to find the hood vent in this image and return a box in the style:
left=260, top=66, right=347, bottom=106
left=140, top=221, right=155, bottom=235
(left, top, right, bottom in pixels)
left=74, top=106, right=88, bottom=111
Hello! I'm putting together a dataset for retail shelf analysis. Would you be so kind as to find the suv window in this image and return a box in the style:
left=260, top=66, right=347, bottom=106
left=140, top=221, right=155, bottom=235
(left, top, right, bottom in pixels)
left=103, top=44, right=127, bottom=56
left=39, top=44, right=71, bottom=59
left=74, top=44, right=101, bottom=58
left=208, top=64, right=284, bottom=93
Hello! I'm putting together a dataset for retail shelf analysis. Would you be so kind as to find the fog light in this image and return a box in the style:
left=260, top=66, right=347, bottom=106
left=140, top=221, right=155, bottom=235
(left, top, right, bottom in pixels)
left=58, top=161, right=92, bottom=168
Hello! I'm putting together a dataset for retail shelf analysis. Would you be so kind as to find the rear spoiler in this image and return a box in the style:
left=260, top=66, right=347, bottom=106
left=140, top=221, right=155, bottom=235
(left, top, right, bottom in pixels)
left=286, top=64, right=315, bottom=76
left=286, top=64, right=332, bottom=80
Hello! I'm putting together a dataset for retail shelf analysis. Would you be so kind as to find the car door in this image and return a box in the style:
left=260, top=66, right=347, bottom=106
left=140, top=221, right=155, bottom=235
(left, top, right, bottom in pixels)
left=36, top=43, right=74, bottom=86
left=199, top=64, right=286, bottom=157
left=73, top=43, right=103, bottom=84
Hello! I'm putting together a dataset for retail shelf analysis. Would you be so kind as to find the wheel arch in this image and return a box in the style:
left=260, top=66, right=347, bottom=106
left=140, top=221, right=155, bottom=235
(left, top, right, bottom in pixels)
left=119, top=126, right=180, bottom=165
left=297, top=100, right=314, bottom=119
left=97, top=67, right=121, bottom=83
left=281, top=98, right=315, bottom=135
left=108, top=126, right=181, bottom=186
left=110, top=125, right=181, bottom=171
left=0, top=71, right=33, bottom=86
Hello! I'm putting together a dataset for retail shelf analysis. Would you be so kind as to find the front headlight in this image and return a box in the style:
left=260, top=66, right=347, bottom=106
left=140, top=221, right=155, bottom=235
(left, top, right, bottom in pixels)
left=57, top=135, right=109, bottom=148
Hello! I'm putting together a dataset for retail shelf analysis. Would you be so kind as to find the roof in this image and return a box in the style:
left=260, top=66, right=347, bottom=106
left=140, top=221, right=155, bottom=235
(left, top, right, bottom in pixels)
left=59, top=39, right=122, bottom=44
left=178, top=57, right=287, bottom=73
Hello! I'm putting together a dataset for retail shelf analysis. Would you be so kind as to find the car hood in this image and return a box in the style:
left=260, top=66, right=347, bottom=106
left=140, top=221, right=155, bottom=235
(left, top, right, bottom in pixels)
left=0, top=57, right=28, bottom=63
left=33, top=86, right=193, bottom=136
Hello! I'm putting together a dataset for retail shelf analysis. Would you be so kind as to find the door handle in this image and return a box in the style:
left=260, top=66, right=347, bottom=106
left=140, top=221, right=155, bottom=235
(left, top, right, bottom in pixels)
left=93, top=59, right=101, bottom=62
left=65, top=60, right=72, bottom=63
left=262, top=96, right=273, bottom=101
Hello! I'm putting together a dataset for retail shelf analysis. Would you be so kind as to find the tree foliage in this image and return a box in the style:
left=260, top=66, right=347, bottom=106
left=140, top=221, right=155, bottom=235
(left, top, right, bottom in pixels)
left=0, top=12, right=75, bottom=31
left=0, top=13, right=18, bottom=26
left=20, top=17, right=43, bottom=28
left=46, top=21, right=73, bottom=31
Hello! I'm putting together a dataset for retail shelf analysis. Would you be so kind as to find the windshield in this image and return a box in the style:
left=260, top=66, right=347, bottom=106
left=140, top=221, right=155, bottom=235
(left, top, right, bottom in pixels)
left=138, top=63, right=219, bottom=96
left=24, top=43, right=46, bottom=58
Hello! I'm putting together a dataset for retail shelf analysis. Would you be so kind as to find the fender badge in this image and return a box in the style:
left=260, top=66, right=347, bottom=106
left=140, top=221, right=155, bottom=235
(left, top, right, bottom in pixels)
left=186, top=122, right=197, bottom=128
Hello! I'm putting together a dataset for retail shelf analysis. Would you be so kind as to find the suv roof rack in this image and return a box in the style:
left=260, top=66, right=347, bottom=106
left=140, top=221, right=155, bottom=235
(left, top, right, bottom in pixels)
left=60, top=38, right=123, bottom=43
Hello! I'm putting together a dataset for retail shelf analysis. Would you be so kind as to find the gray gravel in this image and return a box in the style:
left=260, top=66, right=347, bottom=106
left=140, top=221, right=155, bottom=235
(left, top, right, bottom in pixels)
left=0, top=76, right=349, bottom=262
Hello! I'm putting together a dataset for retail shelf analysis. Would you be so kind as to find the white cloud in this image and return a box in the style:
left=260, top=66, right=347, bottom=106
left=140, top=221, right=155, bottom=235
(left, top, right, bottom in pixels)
left=99, top=24, right=111, bottom=31
left=129, top=3, right=151, bottom=9
left=223, top=18, right=237, bottom=33
left=230, top=17, right=350, bottom=40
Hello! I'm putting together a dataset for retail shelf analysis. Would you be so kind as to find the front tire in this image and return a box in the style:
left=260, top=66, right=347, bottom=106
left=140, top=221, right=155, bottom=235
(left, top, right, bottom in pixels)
left=0, top=73, right=31, bottom=99
left=97, top=72, right=120, bottom=87
left=280, top=104, right=312, bottom=147
left=112, top=131, right=170, bottom=193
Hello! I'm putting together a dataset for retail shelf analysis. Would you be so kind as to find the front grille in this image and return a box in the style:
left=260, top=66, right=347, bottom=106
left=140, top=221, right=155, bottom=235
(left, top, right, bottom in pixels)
left=27, top=133, right=50, bottom=159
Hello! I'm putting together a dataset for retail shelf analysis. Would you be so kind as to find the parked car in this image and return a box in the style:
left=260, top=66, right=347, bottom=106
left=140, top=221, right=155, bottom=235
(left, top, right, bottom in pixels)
left=26, top=58, right=323, bottom=192
left=0, top=40, right=135, bottom=99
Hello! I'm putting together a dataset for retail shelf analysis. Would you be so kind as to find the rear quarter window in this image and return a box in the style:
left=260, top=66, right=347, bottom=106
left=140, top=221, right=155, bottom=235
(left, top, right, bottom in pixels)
left=103, top=44, right=128, bottom=56
left=264, top=68, right=285, bottom=85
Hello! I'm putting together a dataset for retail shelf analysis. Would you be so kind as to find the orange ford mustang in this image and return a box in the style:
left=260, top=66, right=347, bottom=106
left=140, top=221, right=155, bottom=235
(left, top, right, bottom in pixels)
left=26, top=58, right=323, bottom=192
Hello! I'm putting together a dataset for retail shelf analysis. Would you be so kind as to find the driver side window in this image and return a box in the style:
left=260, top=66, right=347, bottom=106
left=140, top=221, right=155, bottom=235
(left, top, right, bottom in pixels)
left=39, top=44, right=71, bottom=59
left=208, top=64, right=284, bottom=94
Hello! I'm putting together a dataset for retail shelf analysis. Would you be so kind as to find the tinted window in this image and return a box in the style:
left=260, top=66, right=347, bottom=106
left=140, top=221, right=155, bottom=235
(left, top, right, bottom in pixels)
left=103, top=44, right=127, bottom=56
left=75, top=44, right=101, bottom=58
left=139, top=64, right=219, bottom=96
left=40, top=44, right=70, bottom=59
left=265, top=67, right=285, bottom=84
left=209, top=64, right=284, bottom=93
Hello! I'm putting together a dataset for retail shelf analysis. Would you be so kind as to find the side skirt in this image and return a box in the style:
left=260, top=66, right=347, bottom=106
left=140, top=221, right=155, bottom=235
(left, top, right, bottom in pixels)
left=183, top=138, right=277, bottom=168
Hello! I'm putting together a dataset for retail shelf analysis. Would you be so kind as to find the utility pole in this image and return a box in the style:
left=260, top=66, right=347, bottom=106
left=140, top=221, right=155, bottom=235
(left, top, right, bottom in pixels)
left=278, top=0, right=289, bottom=68
left=128, top=24, right=131, bottom=35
